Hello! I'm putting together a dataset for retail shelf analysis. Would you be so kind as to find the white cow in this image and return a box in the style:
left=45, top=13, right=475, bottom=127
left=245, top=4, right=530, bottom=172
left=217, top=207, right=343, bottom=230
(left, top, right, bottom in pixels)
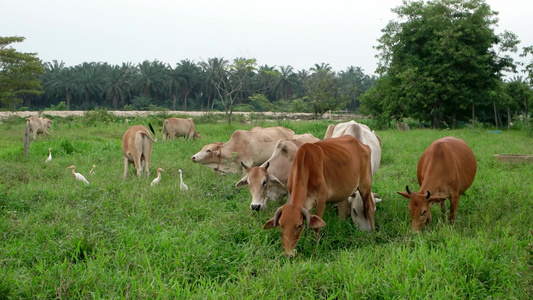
left=26, top=116, right=53, bottom=140
left=235, top=133, right=320, bottom=211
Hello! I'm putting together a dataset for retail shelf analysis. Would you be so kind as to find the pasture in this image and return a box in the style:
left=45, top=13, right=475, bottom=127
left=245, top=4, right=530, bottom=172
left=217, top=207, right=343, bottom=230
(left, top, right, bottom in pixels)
left=0, top=114, right=532, bottom=298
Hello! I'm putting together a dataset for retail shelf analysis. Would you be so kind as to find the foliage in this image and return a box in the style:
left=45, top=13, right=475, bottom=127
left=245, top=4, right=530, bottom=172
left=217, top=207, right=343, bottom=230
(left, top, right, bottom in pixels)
left=82, top=108, right=118, bottom=126
left=366, top=0, right=520, bottom=128
left=45, top=101, right=68, bottom=111
left=0, top=117, right=531, bottom=298
left=0, top=36, right=45, bottom=109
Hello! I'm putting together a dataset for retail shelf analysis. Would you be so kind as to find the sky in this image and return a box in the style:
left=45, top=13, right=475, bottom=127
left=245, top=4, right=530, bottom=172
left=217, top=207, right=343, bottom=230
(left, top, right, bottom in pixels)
left=2, top=0, right=532, bottom=75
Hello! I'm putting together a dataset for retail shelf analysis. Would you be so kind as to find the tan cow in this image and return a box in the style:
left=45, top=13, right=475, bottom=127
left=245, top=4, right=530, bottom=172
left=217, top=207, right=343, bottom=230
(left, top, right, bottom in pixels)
left=397, top=137, right=477, bottom=232
left=191, top=126, right=295, bottom=173
left=263, top=135, right=374, bottom=256
left=235, top=133, right=320, bottom=211
left=122, top=124, right=158, bottom=178
left=162, top=117, right=201, bottom=142
left=26, top=116, right=53, bottom=140
left=324, top=120, right=382, bottom=230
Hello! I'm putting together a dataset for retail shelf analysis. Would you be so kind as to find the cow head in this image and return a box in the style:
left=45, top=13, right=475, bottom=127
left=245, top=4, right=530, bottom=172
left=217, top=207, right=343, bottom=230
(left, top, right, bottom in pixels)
left=397, top=186, right=446, bottom=232
left=191, top=142, right=223, bottom=163
left=348, top=191, right=380, bottom=231
left=235, top=161, right=285, bottom=211
left=42, top=117, right=53, bottom=128
left=263, top=204, right=326, bottom=257
left=193, top=131, right=202, bottom=139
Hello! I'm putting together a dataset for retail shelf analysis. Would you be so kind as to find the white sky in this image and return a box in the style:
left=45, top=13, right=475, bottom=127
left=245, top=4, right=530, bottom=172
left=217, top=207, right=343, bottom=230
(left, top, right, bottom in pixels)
left=2, top=0, right=532, bottom=75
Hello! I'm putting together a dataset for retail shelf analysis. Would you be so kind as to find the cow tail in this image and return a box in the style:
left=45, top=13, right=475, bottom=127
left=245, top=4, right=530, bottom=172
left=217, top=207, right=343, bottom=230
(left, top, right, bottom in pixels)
left=147, top=123, right=157, bottom=142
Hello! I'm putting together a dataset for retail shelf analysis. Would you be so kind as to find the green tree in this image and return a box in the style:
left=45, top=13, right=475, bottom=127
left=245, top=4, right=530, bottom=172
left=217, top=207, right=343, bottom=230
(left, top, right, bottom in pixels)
left=308, top=63, right=345, bottom=119
left=46, top=66, right=82, bottom=110
left=105, top=63, right=133, bottom=110
left=367, top=0, right=519, bottom=128
left=0, top=36, right=44, bottom=109
left=175, top=59, right=200, bottom=110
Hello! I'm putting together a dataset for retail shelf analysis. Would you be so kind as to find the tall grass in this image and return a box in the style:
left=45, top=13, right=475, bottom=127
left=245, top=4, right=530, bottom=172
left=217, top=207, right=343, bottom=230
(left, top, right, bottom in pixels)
left=0, top=116, right=532, bottom=298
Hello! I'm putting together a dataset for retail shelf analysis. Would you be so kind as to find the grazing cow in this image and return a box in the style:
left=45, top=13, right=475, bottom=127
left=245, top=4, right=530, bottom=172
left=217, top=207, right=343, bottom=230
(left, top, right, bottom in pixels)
left=122, top=124, right=158, bottom=178
left=324, top=120, right=382, bottom=230
left=263, top=135, right=374, bottom=256
left=397, top=122, right=410, bottom=131
left=397, top=137, right=476, bottom=232
left=25, top=116, right=53, bottom=140
left=348, top=191, right=381, bottom=231
left=162, top=117, right=201, bottom=142
left=191, top=126, right=295, bottom=173
left=235, top=134, right=320, bottom=211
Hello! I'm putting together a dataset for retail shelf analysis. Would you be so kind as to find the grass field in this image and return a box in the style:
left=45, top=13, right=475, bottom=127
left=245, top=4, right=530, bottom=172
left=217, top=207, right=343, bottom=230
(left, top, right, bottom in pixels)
left=1, top=114, right=532, bottom=298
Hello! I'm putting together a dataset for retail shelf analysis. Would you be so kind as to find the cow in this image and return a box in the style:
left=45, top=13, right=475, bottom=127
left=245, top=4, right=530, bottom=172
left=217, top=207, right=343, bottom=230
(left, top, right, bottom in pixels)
left=397, top=122, right=410, bottom=131
left=263, top=135, right=374, bottom=256
left=323, top=120, right=382, bottom=230
left=25, top=116, right=53, bottom=140
left=191, top=126, right=295, bottom=173
left=235, top=133, right=320, bottom=211
left=162, top=117, right=201, bottom=142
left=397, top=136, right=476, bottom=232
left=348, top=191, right=381, bottom=231
left=122, top=124, right=158, bottom=178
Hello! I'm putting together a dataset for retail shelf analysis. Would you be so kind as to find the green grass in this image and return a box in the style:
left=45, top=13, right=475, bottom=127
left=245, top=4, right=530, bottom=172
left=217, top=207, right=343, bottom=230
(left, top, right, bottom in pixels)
left=1, top=116, right=532, bottom=298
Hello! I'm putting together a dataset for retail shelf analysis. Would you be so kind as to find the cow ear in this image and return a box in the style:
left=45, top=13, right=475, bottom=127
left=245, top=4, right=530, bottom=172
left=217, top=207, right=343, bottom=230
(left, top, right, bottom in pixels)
left=428, top=197, right=446, bottom=204
left=267, top=174, right=285, bottom=187
left=397, top=191, right=411, bottom=199
left=235, top=176, right=248, bottom=188
left=308, top=215, right=326, bottom=229
left=263, top=218, right=279, bottom=229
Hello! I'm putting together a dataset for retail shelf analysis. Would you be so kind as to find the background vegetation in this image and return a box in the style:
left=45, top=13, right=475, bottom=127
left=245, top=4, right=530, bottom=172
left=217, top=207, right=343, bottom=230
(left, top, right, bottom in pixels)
left=0, top=112, right=532, bottom=298
left=1, top=1, right=532, bottom=128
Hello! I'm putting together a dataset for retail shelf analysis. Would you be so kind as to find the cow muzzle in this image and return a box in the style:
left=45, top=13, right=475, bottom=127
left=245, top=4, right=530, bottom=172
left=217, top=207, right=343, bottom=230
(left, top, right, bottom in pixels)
left=250, top=204, right=262, bottom=211
left=191, top=155, right=197, bottom=162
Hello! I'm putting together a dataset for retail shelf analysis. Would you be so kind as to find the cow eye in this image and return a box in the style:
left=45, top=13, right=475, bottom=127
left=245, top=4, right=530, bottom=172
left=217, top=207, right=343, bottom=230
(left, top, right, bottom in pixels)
left=421, top=210, right=427, bottom=216
left=206, top=150, right=211, bottom=153
left=262, top=179, right=267, bottom=187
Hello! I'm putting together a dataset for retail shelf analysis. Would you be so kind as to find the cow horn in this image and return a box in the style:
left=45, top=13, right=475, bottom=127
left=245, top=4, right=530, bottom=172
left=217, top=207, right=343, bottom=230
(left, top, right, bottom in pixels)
left=426, top=190, right=431, bottom=199
left=301, top=207, right=311, bottom=229
left=406, top=186, right=411, bottom=195
left=264, top=161, right=270, bottom=170
left=241, top=161, right=249, bottom=169
left=273, top=206, right=283, bottom=227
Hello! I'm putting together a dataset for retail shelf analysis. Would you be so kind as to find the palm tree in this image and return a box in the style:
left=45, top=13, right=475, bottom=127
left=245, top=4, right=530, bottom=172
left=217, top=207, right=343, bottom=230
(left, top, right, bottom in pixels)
left=166, top=64, right=181, bottom=110
left=175, top=59, right=200, bottom=110
left=199, top=57, right=228, bottom=110
left=104, top=63, right=133, bottom=110
left=77, top=62, right=105, bottom=108
left=273, top=65, right=297, bottom=101
left=137, top=60, right=167, bottom=99
left=46, top=66, right=82, bottom=110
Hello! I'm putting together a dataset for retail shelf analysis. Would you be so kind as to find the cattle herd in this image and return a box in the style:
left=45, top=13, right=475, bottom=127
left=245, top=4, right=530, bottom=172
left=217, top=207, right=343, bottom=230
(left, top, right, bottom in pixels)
left=28, top=116, right=477, bottom=257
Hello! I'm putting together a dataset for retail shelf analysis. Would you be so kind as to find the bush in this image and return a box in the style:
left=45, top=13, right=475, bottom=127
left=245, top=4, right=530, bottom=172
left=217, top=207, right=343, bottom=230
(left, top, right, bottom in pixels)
left=82, top=108, right=117, bottom=126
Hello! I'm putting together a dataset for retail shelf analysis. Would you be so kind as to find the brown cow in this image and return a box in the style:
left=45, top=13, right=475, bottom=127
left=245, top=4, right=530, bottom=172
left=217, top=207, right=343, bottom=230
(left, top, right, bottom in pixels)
left=191, top=126, right=295, bottom=173
left=162, top=117, right=201, bottom=142
left=263, top=135, right=374, bottom=256
left=235, top=133, right=320, bottom=211
left=397, top=137, right=476, bottom=232
left=122, top=124, right=158, bottom=178
left=26, top=116, right=53, bottom=140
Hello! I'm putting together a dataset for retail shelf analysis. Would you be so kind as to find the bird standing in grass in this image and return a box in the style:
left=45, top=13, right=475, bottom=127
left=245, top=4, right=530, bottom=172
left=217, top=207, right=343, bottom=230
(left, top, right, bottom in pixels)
left=178, top=169, right=188, bottom=192
left=151, top=168, right=165, bottom=187
left=45, top=148, right=52, bottom=163
left=89, top=164, right=96, bottom=176
left=67, top=165, right=90, bottom=185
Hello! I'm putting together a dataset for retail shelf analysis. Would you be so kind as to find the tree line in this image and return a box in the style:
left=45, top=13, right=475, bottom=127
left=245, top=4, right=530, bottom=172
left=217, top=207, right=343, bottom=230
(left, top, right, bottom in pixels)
left=2, top=0, right=532, bottom=128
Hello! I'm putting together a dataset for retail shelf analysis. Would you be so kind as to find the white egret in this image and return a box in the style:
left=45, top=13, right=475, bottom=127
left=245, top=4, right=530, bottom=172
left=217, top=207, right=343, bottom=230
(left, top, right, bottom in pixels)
left=67, top=165, right=90, bottom=185
left=151, top=168, right=165, bottom=187
left=89, top=164, right=96, bottom=176
left=178, top=169, right=188, bottom=192
left=45, top=148, right=52, bottom=163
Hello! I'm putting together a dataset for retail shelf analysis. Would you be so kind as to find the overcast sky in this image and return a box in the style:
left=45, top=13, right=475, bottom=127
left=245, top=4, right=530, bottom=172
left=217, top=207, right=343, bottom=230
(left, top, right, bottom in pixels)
left=2, top=0, right=532, bottom=75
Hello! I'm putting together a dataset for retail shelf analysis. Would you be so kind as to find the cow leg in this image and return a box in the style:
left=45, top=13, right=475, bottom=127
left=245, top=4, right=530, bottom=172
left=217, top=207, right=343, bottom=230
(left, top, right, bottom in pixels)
left=440, top=201, right=447, bottom=221
left=449, top=195, right=460, bottom=224
left=361, top=189, right=375, bottom=231
left=33, top=130, right=37, bottom=140
left=123, top=157, right=130, bottom=178
left=134, top=155, right=142, bottom=177
left=337, top=199, right=350, bottom=220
